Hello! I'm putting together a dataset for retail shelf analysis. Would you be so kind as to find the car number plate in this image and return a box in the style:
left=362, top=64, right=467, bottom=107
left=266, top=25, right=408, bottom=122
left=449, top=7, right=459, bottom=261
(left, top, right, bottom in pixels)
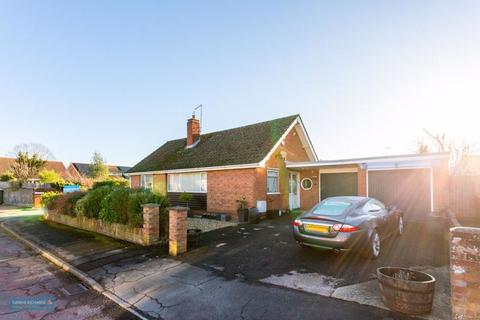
left=305, top=224, right=329, bottom=233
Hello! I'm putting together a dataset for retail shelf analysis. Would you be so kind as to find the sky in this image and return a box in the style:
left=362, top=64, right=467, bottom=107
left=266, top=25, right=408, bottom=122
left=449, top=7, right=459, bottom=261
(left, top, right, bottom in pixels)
left=0, top=0, right=479, bottom=166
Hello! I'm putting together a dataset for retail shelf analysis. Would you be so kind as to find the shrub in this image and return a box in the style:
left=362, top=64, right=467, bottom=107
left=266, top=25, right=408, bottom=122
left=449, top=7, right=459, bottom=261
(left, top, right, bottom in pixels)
left=75, top=185, right=113, bottom=218
left=41, top=191, right=61, bottom=209
left=39, top=169, right=63, bottom=184
left=99, top=187, right=168, bottom=228
left=92, top=178, right=129, bottom=190
left=99, top=187, right=132, bottom=224
left=0, top=171, right=15, bottom=182
left=49, top=192, right=86, bottom=216
left=126, top=189, right=168, bottom=228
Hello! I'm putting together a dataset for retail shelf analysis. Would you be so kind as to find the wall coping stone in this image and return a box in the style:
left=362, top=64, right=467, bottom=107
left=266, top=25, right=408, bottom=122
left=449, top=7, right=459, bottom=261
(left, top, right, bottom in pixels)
left=141, top=203, right=161, bottom=208
left=450, top=226, right=480, bottom=234
left=168, top=206, right=189, bottom=211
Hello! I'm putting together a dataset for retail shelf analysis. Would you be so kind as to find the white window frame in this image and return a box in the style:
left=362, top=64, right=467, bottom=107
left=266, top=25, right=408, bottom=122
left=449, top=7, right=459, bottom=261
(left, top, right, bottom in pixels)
left=167, top=172, right=207, bottom=193
left=267, top=169, right=280, bottom=194
left=140, top=174, right=153, bottom=191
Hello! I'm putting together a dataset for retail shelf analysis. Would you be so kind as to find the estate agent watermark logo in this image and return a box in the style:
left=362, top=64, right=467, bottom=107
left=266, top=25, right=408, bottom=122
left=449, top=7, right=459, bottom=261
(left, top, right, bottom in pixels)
left=10, top=296, right=57, bottom=311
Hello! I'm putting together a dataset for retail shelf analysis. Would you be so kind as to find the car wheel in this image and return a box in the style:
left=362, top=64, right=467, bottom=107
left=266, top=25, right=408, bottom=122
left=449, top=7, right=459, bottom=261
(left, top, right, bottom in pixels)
left=364, top=229, right=381, bottom=259
left=396, top=216, right=404, bottom=237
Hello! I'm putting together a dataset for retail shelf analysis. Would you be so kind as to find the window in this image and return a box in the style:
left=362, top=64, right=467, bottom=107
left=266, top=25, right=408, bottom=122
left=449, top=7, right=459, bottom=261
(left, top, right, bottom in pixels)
left=311, top=200, right=352, bottom=216
left=168, top=172, right=207, bottom=193
left=301, top=178, right=313, bottom=190
left=140, top=175, right=153, bottom=191
left=267, top=169, right=279, bottom=194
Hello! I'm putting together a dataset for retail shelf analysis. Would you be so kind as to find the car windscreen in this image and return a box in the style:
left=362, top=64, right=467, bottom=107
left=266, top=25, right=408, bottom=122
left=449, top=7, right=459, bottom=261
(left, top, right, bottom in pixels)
left=310, top=200, right=352, bottom=216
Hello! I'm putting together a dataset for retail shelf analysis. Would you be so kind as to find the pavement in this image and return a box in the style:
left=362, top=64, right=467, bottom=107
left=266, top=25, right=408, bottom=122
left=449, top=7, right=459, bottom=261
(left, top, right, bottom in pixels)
left=0, top=210, right=451, bottom=319
left=0, top=227, right=137, bottom=320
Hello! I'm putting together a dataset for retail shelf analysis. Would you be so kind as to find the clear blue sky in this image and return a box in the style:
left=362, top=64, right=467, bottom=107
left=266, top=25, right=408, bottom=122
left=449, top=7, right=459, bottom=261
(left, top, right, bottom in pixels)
left=1, top=1, right=478, bottom=166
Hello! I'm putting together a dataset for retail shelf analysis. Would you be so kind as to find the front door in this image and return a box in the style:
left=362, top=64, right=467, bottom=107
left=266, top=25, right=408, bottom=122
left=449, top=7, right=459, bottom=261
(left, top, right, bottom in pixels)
left=289, top=172, right=300, bottom=210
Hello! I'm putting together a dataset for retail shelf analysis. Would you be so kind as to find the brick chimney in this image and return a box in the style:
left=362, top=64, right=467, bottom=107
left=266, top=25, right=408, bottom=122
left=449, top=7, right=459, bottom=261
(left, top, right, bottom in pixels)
left=187, top=115, right=200, bottom=147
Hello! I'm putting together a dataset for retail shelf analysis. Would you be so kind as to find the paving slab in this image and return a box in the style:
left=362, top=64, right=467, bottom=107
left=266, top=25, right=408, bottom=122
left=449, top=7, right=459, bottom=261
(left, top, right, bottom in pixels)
left=332, top=266, right=451, bottom=320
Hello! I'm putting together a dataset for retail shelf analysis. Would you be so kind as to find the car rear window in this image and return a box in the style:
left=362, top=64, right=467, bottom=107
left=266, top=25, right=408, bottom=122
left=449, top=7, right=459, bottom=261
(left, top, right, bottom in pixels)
left=311, top=201, right=352, bottom=215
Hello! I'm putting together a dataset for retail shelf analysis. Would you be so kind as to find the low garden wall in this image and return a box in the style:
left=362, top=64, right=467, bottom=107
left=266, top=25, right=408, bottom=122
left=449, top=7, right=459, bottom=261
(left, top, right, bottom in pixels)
left=450, top=226, right=480, bottom=319
left=3, top=188, right=33, bottom=206
left=44, top=203, right=161, bottom=246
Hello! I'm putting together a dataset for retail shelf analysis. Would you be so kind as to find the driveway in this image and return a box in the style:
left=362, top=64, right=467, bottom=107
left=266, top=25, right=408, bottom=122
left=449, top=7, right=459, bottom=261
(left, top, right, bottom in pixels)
left=179, top=214, right=449, bottom=285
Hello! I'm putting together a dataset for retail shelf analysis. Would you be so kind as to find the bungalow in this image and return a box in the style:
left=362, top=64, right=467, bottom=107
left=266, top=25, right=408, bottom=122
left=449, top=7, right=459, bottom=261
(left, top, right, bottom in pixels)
left=128, top=114, right=318, bottom=219
left=129, top=114, right=451, bottom=222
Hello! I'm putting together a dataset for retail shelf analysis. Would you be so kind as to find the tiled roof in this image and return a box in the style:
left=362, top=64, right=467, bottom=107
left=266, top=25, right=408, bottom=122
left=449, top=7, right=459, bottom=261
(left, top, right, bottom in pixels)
left=128, top=115, right=299, bottom=173
left=0, top=157, right=70, bottom=178
left=71, top=163, right=131, bottom=177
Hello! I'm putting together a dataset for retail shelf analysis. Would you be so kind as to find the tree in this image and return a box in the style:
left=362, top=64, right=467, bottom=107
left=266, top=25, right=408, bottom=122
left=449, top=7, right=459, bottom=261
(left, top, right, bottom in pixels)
left=88, top=152, right=109, bottom=179
left=417, top=129, right=474, bottom=172
left=10, top=152, right=47, bottom=182
left=8, top=143, right=55, bottom=160
left=39, top=169, right=62, bottom=184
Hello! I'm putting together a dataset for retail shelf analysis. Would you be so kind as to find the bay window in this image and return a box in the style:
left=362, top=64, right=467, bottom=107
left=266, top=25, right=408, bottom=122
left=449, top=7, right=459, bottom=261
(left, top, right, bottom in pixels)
left=168, top=172, right=207, bottom=193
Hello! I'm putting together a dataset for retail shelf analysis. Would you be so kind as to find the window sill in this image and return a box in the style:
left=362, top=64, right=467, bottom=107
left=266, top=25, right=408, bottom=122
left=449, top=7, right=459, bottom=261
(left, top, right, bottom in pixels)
left=267, top=192, right=281, bottom=195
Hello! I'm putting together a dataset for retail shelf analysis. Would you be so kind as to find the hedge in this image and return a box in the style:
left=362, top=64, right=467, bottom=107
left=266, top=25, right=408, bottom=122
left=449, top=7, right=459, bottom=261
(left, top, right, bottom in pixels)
left=46, top=186, right=169, bottom=229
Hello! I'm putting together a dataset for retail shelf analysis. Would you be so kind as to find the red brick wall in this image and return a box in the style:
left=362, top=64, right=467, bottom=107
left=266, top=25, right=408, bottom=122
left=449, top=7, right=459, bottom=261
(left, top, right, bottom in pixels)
left=450, top=227, right=480, bottom=319
left=299, top=169, right=319, bottom=210
left=207, top=169, right=258, bottom=219
left=357, top=168, right=367, bottom=196
left=130, top=175, right=140, bottom=188
left=265, top=126, right=311, bottom=211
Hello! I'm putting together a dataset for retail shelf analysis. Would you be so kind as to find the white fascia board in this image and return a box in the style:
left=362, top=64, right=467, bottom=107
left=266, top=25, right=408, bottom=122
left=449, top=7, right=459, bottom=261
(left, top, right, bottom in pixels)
left=126, top=162, right=262, bottom=176
left=296, top=116, right=319, bottom=161
left=286, top=153, right=449, bottom=169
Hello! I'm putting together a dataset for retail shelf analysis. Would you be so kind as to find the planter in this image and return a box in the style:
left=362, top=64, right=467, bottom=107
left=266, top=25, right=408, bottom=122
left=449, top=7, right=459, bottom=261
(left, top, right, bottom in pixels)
left=187, top=229, right=203, bottom=248
left=248, top=207, right=260, bottom=224
left=377, top=267, right=436, bottom=315
left=267, top=210, right=281, bottom=219
left=237, top=208, right=249, bottom=223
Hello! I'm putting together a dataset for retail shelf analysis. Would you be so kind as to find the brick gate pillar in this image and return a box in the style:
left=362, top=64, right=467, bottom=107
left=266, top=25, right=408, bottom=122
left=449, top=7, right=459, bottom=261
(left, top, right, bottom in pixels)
left=168, top=207, right=188, bottom=256
left=450, top=226, right=480, bottom=319
left=142, top=204, right=160, bottom=245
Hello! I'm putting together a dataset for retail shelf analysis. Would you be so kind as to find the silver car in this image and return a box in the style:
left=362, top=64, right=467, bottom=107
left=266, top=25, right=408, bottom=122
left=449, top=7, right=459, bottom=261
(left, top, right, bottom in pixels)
left=293, top=196, right=404, bottom=258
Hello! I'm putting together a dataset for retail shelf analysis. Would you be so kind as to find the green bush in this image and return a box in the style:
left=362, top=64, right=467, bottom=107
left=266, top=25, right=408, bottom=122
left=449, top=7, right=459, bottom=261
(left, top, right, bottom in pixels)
left=48, top=185, right=169, bottom=233
left=49, top=191, right=86, bottom=216
left=0, top=171, right=15, bottom=182
left=41, top=191, right=61, bottom=209
left=99, top=187, right=168, bottom=228
left=99, top=187, right=132, bottom=224
left=92, top=178, right=129, bottom=190
left=75, top=185, right=113, bottom=218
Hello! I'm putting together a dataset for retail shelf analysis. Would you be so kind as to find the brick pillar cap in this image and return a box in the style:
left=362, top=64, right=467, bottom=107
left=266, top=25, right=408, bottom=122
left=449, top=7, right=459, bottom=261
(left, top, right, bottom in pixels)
left=168, top=206, right=189, bottom=211
left=141, top=203, right=161, bottom=208
left=450, top=226, right=480, bottom=234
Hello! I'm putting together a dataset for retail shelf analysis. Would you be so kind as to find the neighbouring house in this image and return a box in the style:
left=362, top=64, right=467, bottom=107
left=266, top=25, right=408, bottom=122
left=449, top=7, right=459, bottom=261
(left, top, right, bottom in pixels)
left=67, top=163, right=131, bottom=180
left=287, top=152, right=450, bottom=222
left=0, top=156, right=71, bottom=181
left=128, top=114, right=318, bottom=219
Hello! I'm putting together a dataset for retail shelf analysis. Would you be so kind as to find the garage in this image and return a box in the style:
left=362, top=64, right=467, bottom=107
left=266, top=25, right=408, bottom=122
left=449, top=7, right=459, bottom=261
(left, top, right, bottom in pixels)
left=320, top=172, right=358, bottom=199
left=368, top=169, right=432, bottom=221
